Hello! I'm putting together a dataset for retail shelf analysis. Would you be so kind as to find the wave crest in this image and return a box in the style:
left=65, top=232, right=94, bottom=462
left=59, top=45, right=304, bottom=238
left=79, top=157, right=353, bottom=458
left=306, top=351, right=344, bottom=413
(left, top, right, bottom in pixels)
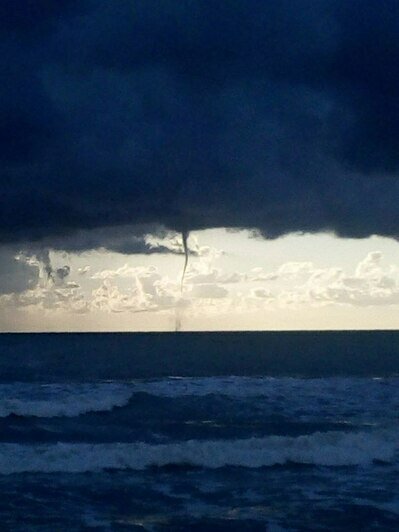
left=0, top=383, right=133, bottom=418
left=0, top=430, right=396, bottom=474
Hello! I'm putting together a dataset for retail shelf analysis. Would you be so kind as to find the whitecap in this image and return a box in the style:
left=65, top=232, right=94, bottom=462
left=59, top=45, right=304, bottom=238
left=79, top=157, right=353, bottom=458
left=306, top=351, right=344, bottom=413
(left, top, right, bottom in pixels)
left=0, top=430, right=396, bottom=474
left=0, top=383, right=133, bottom=418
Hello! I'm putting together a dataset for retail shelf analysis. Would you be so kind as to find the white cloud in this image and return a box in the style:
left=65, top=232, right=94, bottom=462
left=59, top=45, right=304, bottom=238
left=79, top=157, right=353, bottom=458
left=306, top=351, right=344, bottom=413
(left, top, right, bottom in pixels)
left=91, top=281, right=141, bottom=313
left=144, top=233, right=223, bottom=258
left=0, top=250, right=87, bottom=314
left=252, top=288, right=275, bottom=300
left=277, top=261, right=314, bottom=277
left=90, top=266, right=181, bottom=314
left=249, top=261, right=314, bottom=282
left=78, top=265, right=91, bottom=275
left=2, top=243, right=398, bottom=327
left=0, top=283, right=88, bottom=314
left=91, top=264, right=158, bottom=280
left=190, top=284, right=229, bottom=299
left=186, top=266, right=244, bottom=285
left=355, top=251, right=383, bottom=277
left=280, top=251, right=399, bottom=307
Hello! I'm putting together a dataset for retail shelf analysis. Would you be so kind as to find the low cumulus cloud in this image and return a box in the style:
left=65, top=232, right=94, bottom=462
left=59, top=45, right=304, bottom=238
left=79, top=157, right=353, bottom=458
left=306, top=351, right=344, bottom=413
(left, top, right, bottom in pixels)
left=303, top=252, right=399, bottom=307
left=0, top=269, right=87, bottom=314
left=1, top=248, right=398, bottom=320
left=0, top=249, right=87, bottom=314
left=253, top=251, right=399, bottom=306
left=0, top=0, right=398, bottom=253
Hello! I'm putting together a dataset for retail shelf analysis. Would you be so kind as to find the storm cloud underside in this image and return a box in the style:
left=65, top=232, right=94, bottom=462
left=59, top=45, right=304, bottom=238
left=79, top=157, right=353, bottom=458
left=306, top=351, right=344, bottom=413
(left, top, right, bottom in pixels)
left=1, top=0, right=398, bottom=251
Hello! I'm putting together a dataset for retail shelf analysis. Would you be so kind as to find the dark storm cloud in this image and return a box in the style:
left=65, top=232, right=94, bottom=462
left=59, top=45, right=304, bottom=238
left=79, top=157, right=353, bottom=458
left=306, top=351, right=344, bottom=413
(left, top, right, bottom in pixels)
left=1, top=0, right=398, bottom=249
left=0, top=248, right=39, bottom=294
left=21, top=225, right=192, bottom=255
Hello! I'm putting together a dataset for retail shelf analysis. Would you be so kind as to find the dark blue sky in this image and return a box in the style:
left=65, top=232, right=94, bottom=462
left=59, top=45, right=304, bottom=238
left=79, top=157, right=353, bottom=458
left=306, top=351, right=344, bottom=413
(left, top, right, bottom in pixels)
left=1, top=0, right=398, bottom=250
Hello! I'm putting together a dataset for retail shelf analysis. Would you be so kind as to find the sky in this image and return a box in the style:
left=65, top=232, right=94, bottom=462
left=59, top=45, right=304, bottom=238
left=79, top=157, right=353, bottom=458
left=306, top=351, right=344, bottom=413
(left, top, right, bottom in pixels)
left=1, top=229, right=398, bottom=331
left=1, top=1, right=398, bottom=331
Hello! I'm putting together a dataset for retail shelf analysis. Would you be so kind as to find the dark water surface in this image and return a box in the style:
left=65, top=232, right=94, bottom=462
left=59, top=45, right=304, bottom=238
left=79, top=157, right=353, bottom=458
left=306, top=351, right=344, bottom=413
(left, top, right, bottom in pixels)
left=0, top=331, right=398, bottom=530
left=1, top=330, right=398, bottom=381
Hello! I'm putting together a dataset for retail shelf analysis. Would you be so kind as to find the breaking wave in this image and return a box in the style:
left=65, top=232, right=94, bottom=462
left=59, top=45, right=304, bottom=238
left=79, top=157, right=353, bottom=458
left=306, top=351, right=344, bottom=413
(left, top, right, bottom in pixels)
left=0, top=383, right=133, bottom=418
left=0, top=430, right=396, bottom=474
left=1, top=377, right=398, bottom=422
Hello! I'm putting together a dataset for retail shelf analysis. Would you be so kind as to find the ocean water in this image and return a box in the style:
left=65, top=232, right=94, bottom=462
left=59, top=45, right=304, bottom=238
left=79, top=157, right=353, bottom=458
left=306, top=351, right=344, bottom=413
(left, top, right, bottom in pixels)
left=0, top=332, right=398, bottom=531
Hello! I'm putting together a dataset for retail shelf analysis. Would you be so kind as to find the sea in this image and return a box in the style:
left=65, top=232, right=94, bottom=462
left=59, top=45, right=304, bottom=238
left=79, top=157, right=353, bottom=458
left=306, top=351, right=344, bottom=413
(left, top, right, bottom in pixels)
left=0, top=331, right=398, bottom=531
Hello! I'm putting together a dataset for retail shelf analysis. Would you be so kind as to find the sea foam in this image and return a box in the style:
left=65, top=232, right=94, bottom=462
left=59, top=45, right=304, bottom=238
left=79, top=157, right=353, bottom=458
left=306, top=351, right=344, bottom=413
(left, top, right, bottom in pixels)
left=1, top=377, right=398, bottom=422
left=0, top=430, right=396, bottom=474
left=0, top=383, right=133, bottom=418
